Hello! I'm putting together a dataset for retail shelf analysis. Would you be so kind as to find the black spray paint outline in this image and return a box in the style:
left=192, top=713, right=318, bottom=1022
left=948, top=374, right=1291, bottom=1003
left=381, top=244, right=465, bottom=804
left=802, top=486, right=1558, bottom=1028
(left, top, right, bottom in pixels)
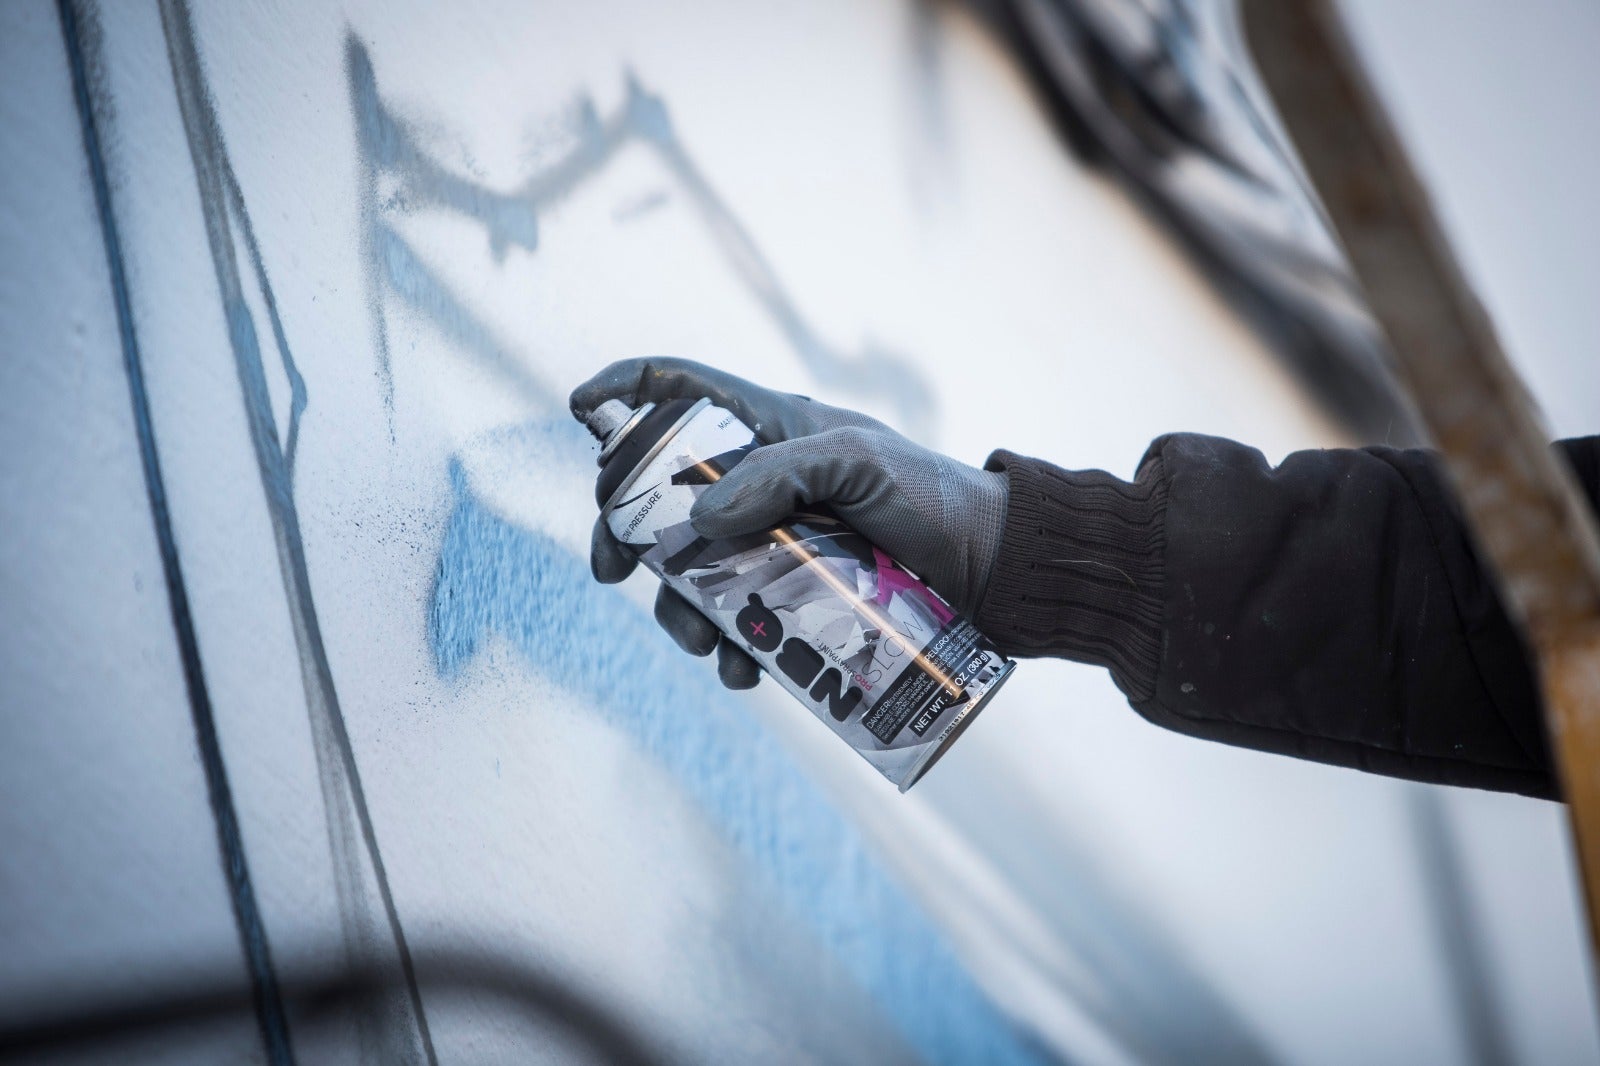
left=155, top=2, right=435, bottom=1063
left=56, top=1, right=294, bottom=1062
left=346, top=37, right=938, bottom=437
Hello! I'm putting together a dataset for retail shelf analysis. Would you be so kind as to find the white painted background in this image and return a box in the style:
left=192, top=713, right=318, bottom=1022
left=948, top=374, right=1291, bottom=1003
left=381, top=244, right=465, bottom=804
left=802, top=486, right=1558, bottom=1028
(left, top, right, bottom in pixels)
left=2, top=0, right=1596, bottom=1062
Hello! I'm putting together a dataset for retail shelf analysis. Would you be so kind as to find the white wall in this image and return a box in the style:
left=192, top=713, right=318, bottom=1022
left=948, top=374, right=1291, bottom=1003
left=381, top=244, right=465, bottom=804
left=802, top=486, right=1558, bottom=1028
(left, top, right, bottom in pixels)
left=1, top=0, right=1594, bottom=1063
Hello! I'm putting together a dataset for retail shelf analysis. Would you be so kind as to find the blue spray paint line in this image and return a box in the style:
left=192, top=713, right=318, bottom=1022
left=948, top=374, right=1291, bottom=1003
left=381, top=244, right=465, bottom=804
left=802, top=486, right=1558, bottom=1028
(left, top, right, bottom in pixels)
left=56, top=1, right=292, bottom=1061
left=225, top=165, right=307, bottom=479
left=157, top=1, right=434, bottom=1060
left=430, top=462, right=1053, bottom=1066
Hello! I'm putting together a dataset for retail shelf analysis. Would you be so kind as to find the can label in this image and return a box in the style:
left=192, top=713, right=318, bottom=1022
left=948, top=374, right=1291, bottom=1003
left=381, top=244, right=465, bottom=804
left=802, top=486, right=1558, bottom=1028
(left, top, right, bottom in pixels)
left=604, top=402, right=1012, bottom=788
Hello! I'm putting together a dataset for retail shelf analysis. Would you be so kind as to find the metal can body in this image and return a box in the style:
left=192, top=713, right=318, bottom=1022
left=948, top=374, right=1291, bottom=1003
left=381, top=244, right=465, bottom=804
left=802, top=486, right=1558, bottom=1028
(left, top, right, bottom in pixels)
left=599, top=398, right=1014, bottom=790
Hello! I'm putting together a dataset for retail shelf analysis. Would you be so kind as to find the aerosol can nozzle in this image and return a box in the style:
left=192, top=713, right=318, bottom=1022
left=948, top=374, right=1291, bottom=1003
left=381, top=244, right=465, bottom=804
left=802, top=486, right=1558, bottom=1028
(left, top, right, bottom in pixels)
left=585, top=398, right=655, bottom=464
left=584, top=399, right=635, bottom=442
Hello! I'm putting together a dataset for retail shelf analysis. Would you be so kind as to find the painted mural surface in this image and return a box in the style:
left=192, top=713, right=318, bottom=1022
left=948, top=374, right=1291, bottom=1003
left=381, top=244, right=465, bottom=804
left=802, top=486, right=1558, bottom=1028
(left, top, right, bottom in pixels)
left=3, top=1, right=1596, bottom=1064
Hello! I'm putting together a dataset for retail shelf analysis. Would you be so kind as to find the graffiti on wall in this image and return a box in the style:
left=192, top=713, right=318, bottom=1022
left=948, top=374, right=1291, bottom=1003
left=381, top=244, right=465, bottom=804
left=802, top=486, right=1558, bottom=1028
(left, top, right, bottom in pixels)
left=347, top=36, right=934, bottom=436
left=56, top=0, right=1279, bottom=1061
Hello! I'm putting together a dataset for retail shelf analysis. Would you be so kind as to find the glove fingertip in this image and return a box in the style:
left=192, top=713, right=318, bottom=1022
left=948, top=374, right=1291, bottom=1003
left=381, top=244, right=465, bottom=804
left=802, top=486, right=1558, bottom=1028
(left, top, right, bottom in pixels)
left=689, top=477, right=781, bottom=540
left=687, top=502, right=739, bottom=540
left=590, top=518, right=637, bottom=584
left=570, top=358, right=649, bottom=420
left=569, top=376, right=608, bottom=421
left=592, top=551, right=637, bottom=584
left=717, top=640, right=762, bottom=690
left=655, top=586, right=719, bottom=657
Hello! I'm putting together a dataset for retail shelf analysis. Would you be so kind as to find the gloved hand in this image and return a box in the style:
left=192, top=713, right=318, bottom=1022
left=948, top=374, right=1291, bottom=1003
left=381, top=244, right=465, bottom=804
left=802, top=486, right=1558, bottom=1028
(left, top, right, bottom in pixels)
left=570, top=358, right=1009, bottom=689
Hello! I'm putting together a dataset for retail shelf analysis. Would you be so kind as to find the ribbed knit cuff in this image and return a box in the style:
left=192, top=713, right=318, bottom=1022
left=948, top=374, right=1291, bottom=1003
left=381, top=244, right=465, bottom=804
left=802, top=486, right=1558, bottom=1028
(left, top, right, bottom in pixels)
left=974, top=449, right=1167, bottom=701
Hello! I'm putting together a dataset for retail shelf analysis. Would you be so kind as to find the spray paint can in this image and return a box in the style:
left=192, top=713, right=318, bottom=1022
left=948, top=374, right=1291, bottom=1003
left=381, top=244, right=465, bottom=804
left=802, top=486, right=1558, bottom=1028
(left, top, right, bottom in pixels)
left=584, top=396, right=1015, bottom=791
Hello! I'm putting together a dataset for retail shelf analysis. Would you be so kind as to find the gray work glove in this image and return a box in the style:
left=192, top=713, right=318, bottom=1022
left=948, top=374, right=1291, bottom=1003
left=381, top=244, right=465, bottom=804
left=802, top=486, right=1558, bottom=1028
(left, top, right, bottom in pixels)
left=570, top=358, right=1009, bottom=690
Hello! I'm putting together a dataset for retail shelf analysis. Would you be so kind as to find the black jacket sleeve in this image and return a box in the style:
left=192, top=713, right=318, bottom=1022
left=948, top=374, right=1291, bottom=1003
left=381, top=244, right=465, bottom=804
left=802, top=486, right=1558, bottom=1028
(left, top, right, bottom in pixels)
left=974, top=434, right=1600, bottom=801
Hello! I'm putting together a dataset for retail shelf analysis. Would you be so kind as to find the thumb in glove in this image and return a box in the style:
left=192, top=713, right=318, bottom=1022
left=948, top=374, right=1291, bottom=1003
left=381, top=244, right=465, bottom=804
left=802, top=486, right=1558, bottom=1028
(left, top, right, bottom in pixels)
left=689, top=425, right=1007, bottom=617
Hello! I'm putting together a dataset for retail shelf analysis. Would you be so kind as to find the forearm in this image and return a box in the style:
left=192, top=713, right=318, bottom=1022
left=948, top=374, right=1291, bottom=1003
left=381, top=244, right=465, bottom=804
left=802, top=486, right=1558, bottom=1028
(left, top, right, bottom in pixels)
left=976, top=433, right=1590, bottom=800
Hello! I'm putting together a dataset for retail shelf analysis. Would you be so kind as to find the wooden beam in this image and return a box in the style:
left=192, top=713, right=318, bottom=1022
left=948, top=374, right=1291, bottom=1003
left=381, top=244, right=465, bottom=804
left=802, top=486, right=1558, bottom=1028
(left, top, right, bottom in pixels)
left=1240, top=0, right=1600, bottom=967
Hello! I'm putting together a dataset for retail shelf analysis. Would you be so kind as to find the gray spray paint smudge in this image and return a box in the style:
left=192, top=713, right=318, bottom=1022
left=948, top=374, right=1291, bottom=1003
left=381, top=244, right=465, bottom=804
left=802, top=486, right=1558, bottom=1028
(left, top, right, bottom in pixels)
left=156, top=2, right=434, bottom=1062
left=611, top=188, right=671, bottom=223
left=904, top=0, right=957, bottom=213
left=983, top=0, right=1418, bottom=441
left=56, top=2, right=294, bottom=1062
left=346, top=37, right=936, bottom=438
left=1407, top=789, right=1514, bottom=1066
